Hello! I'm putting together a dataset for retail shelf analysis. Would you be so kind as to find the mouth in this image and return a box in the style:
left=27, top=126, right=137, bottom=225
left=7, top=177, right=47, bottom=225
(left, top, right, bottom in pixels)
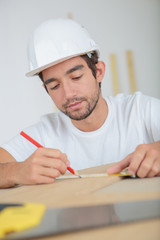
left=67, top=101, right=82, bottom=110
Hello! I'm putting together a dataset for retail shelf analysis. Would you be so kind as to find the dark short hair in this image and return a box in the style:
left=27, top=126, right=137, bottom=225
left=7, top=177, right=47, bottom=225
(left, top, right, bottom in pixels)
left=80, top=51, right=101, bottom=89
left=39, top=51, right=101, bottom=92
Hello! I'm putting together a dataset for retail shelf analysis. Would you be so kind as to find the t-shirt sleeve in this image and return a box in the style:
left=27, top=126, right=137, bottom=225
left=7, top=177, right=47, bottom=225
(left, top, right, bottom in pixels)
left=142, top=94, right=160, bottom=142
left=0, top=122, right=44, bottom=162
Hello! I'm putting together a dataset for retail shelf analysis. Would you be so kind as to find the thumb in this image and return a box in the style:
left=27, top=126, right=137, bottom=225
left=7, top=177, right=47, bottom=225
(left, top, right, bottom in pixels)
left=107, top=155, right=132, bottom=174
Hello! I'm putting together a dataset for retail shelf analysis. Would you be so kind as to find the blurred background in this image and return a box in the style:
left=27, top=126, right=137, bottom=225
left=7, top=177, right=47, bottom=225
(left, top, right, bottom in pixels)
left=0, top=0, right=160, bottom=144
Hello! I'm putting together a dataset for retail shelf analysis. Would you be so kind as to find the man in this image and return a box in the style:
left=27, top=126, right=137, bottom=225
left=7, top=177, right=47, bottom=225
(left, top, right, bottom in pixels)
left=0, top=18, right=160, bottom=188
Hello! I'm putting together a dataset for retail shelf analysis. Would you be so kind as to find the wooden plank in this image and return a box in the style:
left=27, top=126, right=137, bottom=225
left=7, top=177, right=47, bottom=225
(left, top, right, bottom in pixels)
left=126, top=50, right=137, bottom=93
left=110, top=54, right=120, bottom=95
left=67, top=13, right=73, bottom=19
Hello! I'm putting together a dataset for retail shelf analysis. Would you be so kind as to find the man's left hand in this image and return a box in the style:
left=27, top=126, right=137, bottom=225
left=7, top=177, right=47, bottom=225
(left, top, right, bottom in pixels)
left=107, top=141, right=160, bottom=178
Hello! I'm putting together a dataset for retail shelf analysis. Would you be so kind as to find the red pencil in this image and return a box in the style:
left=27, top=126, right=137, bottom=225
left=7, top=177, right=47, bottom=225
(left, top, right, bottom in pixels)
left=20, top=131, right=80, bottom=177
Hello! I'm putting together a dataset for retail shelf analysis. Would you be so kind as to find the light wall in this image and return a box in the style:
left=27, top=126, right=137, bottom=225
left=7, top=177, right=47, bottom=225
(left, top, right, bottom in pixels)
left=0, top=0, right=160, bottom=144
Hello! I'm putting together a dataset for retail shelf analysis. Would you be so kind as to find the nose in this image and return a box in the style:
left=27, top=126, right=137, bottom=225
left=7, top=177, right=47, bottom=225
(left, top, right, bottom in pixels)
left=62, top=80, right=75, bottom=99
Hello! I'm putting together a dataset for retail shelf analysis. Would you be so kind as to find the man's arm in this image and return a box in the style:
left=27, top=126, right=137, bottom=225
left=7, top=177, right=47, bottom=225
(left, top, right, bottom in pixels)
left=0, top=147, right=17, bottom=188
left=0, top=147, right=16, bottom=163
left=107, top=141, right=160, bottom=178
left=0, top=147, right=69, bottom=188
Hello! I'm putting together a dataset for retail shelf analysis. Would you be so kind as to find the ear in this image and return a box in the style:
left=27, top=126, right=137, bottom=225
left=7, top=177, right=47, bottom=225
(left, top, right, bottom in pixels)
left=96, top=61, right=105, bottom=84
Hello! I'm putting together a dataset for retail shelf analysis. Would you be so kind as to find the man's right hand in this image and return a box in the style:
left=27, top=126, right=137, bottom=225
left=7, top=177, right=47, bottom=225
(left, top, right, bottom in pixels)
left=0, top=147, right=69, bottom=188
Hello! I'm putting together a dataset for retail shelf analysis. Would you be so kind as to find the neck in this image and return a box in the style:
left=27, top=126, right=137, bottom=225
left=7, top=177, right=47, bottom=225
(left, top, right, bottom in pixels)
left=71, top=96, right=108, bottom=132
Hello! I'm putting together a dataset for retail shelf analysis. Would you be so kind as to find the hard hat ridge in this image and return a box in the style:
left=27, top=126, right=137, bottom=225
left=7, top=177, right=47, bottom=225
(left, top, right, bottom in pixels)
left=26, top=18, right=100, bottom=77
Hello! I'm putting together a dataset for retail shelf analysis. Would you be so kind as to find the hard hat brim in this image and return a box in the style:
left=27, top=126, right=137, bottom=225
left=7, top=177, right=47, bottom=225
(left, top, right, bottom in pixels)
left=26, top=49, right=100, bottom=77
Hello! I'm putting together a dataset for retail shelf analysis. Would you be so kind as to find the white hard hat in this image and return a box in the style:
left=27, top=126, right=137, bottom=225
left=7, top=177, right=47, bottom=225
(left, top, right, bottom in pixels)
left=26, top=18, right=100, bottom=77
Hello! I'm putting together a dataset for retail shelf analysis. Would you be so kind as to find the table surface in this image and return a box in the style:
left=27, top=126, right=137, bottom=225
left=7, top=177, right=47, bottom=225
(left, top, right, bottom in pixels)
left=0, top=164, right=160, bottom=240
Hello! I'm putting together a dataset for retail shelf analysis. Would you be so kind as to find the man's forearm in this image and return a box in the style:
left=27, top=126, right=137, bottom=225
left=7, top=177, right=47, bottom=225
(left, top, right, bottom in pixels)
left=0, top=162, right=16, bottom=188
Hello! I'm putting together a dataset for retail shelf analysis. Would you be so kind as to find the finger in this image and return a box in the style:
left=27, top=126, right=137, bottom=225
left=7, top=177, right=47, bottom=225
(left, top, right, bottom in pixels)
left=33, top=148, right=69, bottom=167
left=128, top=145, right=147, bottom=175
left=36, top=175, right=56, bottom=184
left=51, top=159, right=67, bottom=174
left=38, top=158, right=67, bottom=174
left=37, top=148, right=69, bottom=163
left=19, top=164, right=56, bottom=185
left=107, top=154, right=132, bottom=174
left=136, top=151, right=156, bottom=178
left=39, top=166, right=62, bottom=178
left=140, top=158, right=158, bottom=178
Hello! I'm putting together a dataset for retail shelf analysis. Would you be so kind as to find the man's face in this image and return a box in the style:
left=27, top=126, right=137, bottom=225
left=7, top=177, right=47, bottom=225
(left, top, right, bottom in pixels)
left=42, top=56, right=102, bottom=121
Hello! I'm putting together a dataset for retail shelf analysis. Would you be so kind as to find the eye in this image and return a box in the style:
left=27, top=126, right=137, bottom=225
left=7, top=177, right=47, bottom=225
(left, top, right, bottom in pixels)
left=72, top=74, right=83, bottom=80
left=50, top=84, right=60, bottom=90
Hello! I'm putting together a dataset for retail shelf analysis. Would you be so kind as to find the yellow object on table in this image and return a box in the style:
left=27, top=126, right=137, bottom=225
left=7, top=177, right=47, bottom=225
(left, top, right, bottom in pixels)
left=0, top=203, right=46, bottom=238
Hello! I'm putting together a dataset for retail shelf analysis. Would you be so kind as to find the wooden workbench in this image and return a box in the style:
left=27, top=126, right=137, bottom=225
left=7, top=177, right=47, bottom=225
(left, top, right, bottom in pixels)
left=0, top=164, right=160, bottom=240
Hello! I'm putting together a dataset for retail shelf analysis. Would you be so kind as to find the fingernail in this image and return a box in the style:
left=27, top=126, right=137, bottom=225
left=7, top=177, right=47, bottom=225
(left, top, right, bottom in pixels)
left=66, top=160, right=70, bottom=167
left=128, top=169, right=135, bottom=174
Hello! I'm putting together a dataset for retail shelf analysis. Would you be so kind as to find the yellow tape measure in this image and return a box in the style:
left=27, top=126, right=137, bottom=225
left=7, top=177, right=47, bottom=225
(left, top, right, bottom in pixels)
left=0, top=203, right=46, bottom=238
left=57, top=168, right=136, bottom=179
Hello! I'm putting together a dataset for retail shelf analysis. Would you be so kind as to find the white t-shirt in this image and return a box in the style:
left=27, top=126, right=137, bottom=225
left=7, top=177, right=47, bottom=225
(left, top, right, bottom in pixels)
left=1, top=92, right=160, bottom=170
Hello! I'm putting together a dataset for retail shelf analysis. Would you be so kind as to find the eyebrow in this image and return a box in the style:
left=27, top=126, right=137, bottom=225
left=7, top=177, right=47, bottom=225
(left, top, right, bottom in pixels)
left=44, top=78, right=56, bottom=85
left=66, top=64, right=84, bottom=75
left=44, top=64, right=84, bottom=85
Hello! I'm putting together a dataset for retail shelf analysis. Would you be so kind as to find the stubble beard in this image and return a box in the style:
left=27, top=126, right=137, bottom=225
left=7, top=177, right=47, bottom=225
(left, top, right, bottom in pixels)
left=60, top=88, right=100, bottom=121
